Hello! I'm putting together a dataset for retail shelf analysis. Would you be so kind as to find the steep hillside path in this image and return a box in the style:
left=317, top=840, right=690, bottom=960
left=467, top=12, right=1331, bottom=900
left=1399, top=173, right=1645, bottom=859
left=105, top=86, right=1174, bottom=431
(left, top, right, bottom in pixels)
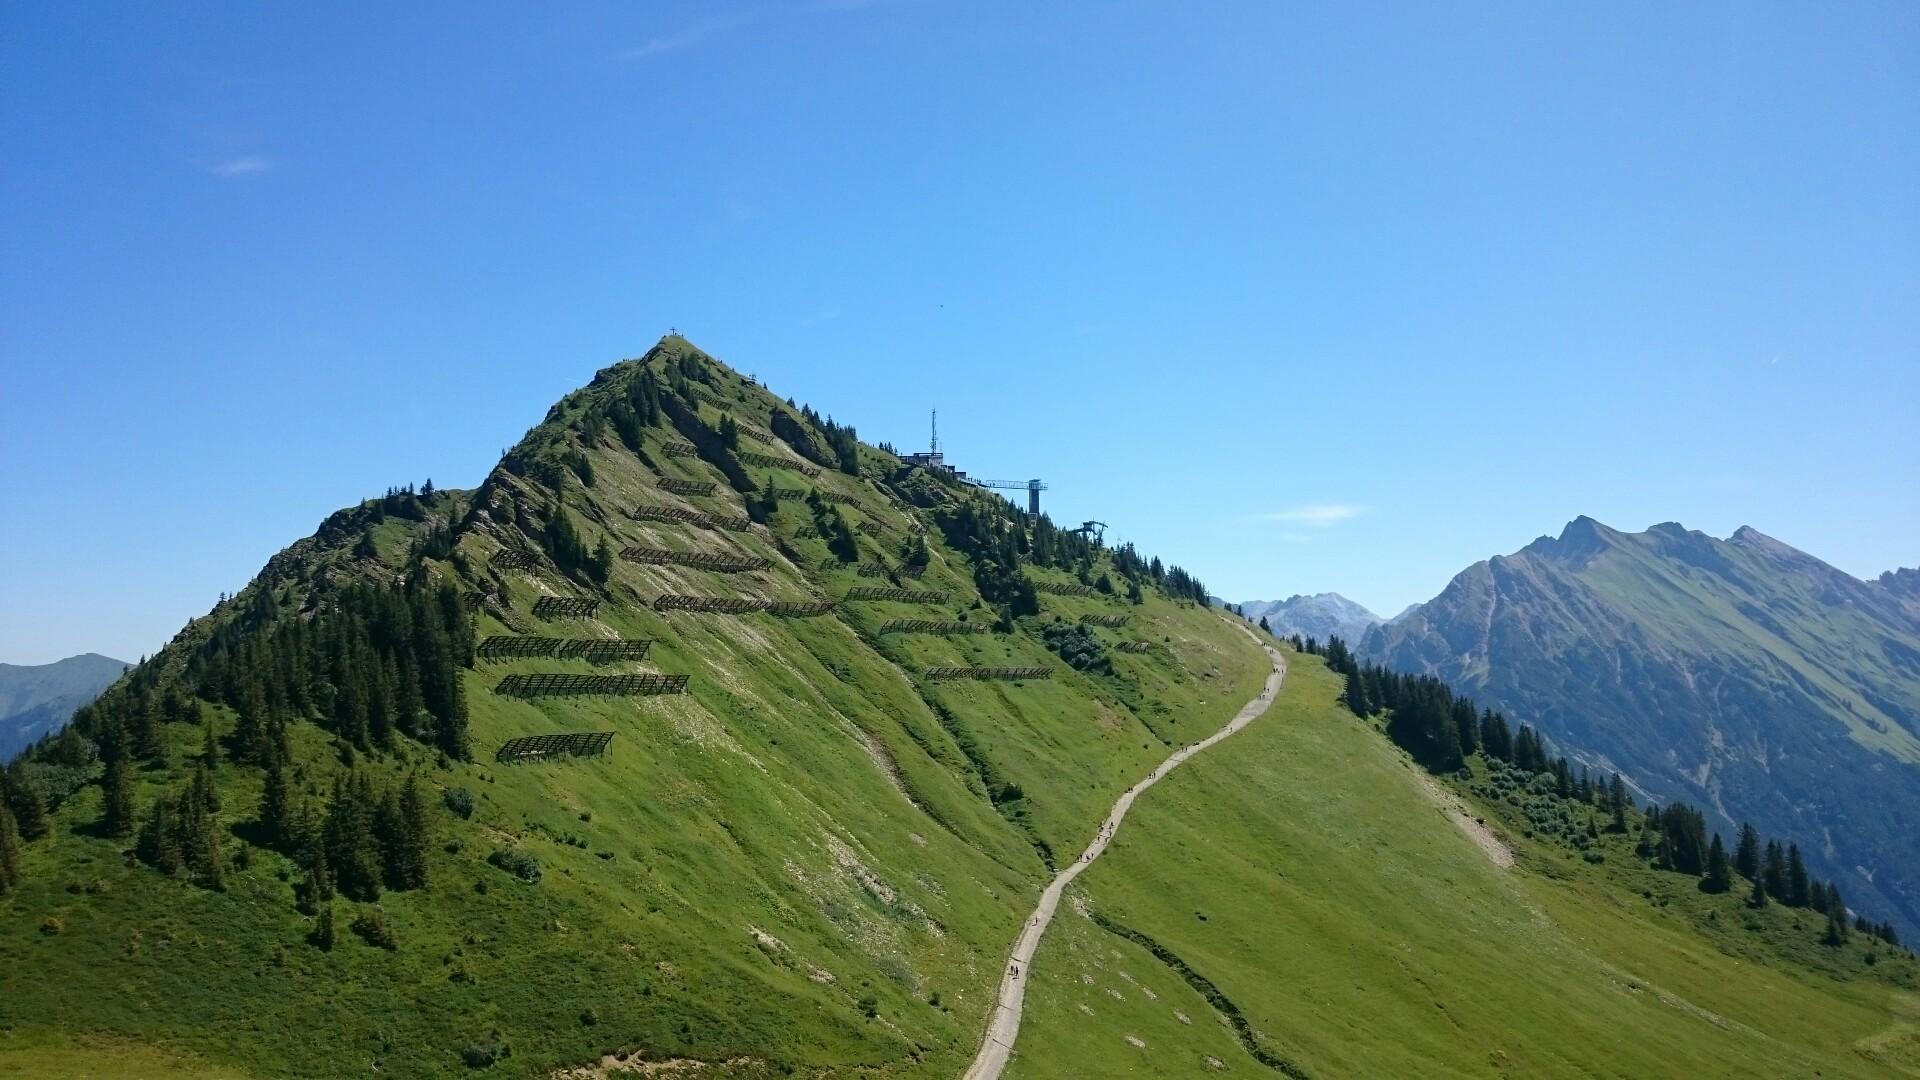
left=962, top=621, right=1288, bottom=1080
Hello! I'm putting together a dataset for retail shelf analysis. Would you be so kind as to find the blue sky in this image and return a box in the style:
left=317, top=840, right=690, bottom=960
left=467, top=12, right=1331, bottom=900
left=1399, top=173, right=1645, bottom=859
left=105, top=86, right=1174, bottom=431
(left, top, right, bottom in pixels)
left=2, top=1, right=1916, bottom=664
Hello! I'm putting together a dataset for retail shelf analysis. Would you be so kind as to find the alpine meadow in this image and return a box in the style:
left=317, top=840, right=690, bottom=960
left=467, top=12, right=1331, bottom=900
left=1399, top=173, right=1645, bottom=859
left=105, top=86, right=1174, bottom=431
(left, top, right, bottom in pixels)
left=5, top=5, right=1918, bottom=1079
left=3, top=339, right=1916, bottom=1078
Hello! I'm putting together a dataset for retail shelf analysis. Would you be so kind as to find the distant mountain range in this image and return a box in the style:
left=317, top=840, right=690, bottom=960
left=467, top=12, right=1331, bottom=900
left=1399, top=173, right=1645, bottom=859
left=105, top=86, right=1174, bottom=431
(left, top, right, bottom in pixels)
left=1223, top=593, right=1383, bottom=644
left=1363, top=517, right=1920, bottom=939
left=0, top=653, right=128, bottom=761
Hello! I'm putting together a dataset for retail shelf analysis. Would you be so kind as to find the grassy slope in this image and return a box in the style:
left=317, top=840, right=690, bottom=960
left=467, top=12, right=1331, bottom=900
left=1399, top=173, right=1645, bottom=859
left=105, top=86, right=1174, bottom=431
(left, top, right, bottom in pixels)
left=0, top=340, right=1262, bottom=1079
left=1010, top=655, right=1920, bottom=1079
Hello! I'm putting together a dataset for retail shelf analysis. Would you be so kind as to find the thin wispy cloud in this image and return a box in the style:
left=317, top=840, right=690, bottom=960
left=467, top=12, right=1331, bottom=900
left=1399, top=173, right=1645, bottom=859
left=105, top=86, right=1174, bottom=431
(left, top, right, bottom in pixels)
left=209, top=155, right=274, bottom=178
left=620, top=0, right=887, bottom=60
left=1259, top=503, right=1368, bottom=527
left=620, top=15, right=749, bottom=59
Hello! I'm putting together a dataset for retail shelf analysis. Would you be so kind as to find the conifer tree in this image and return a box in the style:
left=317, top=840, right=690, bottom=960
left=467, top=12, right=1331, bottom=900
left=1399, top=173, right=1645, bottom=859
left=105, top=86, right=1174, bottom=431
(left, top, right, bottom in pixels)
left=311, top=902, right=336, bottom=950
left=101, top=756, right=136, bottom=839
left=258, top=757, right=296, bottom=851
left=299, top=846, right=336, bottom=916
left=1786, top=843, right=1811, bottom=907
left=3, top=761, right=50, bottom=842
left=324, top=773, right=382, bottom=901
left=1345, top=672, right=1372, bottom=717
left=0, top=803, right=22, bottom=896
left=1734, top=823, right=1760, bottom=880
left=1703, top=834, right=1732, bottom=893
left=1748, top=875, right=1769, bottom=909
left=1763, top=840, right=1789, bottom=899
left=1823, top=909, right=1849, bottom=947
left=201, top=713, right=220, bottom=768
left=136, top=795, right=183, bottom=875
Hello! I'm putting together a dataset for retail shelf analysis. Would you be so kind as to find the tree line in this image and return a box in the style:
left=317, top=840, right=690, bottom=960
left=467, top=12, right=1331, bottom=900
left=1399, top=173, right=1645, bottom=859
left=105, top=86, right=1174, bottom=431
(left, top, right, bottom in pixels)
left=1291, top=631, right=1907, bottom=955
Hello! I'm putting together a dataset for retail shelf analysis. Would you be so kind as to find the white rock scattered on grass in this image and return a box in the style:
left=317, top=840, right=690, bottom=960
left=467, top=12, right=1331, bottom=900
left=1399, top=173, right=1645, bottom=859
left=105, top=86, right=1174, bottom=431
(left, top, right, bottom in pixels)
left=1106, top=987, right=1124, bottom=1001
left=1206, top=1055, right=1226, bottom=1070
left=1078, top=1003, right=1095, bottom=1016
left=1125, top=1035, right=1146, bottom=1049
left=1175, top=1011, right=1192, bottom=1025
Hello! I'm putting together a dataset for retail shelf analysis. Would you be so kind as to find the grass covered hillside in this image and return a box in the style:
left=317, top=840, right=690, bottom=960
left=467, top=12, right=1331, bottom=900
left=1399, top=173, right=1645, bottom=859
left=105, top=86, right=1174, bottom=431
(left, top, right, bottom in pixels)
left=1012, top=653, right=1920, bottom=1079
left=2, top=338, right=1913, bottom=1079
left=0, top=337, right=1266, bottom=1078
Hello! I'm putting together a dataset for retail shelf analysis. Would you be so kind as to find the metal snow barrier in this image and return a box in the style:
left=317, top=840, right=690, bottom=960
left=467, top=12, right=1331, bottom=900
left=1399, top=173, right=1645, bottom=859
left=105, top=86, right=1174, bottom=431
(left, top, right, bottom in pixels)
left=812, top=490, right=865, bottom=510
left=856, top=562, right=890, bottom=577
left=533, top=596, right=600, bottom=619
left=620, top=546, right=771, bottom=573
left=651, top=595, right=836, bottom=617
left=877, top=619, right=984, bottom=635
left=556, top=639, right=654, bottom=663
left=653, top=594, right=766, bottom=614
left=630, top=504, right=753, bottom=532
left=767, top=599, right=837, bottom=617
left=663, top=440, right=700, bottom=457
left=1114, top=641, right=1156, bottom=654
left=1080, top=613, right=1131, bottom=627
left=659, top=478, right=717, bottom=496
left=1034, top=581, right=1097, bottom=597
left=773, top=487, right=809, bottom=501
left=493, top=672, right=689, bottom=698
left=855, top=521, right=883, bottom=537
left=737, top=449, right=818, bottom=476
left=495, top=731, right=615, bottom=764
left=478, top=635, right=564, bottom=660
left=739, top=426, right=775, bottom=445
left=923, top=666, right=1052, bottom=681
left=844, top=586, right=949, bottom=604
left=492, top=550, right=543, bottom=571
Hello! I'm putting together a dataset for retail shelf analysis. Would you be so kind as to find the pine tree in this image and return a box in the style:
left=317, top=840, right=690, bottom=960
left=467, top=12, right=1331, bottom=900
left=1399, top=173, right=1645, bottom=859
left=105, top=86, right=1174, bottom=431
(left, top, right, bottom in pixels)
left=1702, top=834, right=1732, bottom=893
left=398, top=774, right=430, bottom=890
left=259, top=757, right=296, bottom=851
left=136, top=795, right=183, bottom=875
left=201, top=713, right=221, bottom=767
left=1345, top=672, right=1372, bottom=717
left=0, top=803, right=22, bottom=896
left=323, top=773, right=382, bottom=901
left=1786, top=843, right=1811, bottom=907
left=101, top=756, right=136, bottom=839
left=1763, top=840, right=1789, bottom=899
left=1734, top=823, right=1760, bottom=881
left=437, top=672, right=471, bottom=762
left=1748, top=876, right=1769, bottom=909
left=1823, top=909, right=1849, bottom=947
left=310, top=902, right=336, bottom=950
left=3, top=761, right=50, bottom=842
left=299, top=847, right=336, bottom=916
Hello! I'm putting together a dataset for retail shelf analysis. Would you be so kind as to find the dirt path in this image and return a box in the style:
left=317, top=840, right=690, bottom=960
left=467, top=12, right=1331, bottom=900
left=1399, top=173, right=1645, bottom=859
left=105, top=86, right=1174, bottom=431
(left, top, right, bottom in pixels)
left=961, top=619, right=1287, bottom=1080
left=1412, top=770, right=1514, bottom=868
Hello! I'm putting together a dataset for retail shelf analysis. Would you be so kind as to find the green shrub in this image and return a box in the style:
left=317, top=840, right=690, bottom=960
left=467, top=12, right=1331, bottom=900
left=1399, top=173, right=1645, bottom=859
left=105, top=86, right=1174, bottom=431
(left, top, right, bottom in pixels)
left=443, top=787, right=476, bottom=819
left=487, top=848, right=541, bottom=883
left=352, top=907, right=399, bottom=950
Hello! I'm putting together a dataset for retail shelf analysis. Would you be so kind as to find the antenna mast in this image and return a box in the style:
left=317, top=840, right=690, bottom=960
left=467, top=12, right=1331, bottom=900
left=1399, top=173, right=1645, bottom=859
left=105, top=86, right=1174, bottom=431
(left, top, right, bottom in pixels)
left=931, top=409, right=939, bottom=455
